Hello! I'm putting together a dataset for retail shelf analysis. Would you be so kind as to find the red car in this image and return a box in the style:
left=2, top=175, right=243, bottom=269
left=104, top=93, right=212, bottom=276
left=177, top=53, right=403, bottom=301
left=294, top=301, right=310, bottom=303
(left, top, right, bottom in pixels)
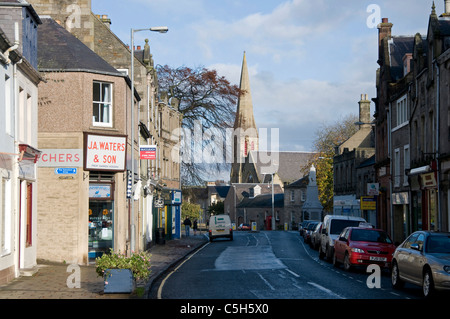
left=333, top=227, right=396, bottom=271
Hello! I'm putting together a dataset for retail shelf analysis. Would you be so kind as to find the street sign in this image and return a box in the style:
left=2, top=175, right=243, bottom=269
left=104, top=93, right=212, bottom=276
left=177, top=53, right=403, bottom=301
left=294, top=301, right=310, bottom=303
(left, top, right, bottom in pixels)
left=154, top=198, right=164, bottom=208
left=360, top=196, right=376, bottom=210
left=140, top=145, right=157, bottom=160
left=54, top=168, right=77, bottom=175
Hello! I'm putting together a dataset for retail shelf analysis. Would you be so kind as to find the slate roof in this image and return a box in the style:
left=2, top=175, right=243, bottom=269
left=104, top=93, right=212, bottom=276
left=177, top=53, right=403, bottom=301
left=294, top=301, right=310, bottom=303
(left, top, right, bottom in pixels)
left=37, top=18, right=123, bottom=77
left=237, top=193, right=284, bottom=208
left=389, top=36, right=414, bottom=81
left=285, top=175, right=308, bottom=189
left=248, top=151, right=316, bottom=184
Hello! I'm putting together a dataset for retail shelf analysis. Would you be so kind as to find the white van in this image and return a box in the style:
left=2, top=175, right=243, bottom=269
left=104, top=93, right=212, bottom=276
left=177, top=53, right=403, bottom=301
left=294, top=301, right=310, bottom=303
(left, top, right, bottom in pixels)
left=319, top=215, right=366, bottom=261
left=208, top=214, right=233, bottom=242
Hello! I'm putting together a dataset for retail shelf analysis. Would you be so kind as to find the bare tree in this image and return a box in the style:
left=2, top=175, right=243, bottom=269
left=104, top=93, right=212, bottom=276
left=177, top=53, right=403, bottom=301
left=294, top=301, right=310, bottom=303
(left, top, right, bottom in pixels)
left=157, top=65, right=241, bottom=185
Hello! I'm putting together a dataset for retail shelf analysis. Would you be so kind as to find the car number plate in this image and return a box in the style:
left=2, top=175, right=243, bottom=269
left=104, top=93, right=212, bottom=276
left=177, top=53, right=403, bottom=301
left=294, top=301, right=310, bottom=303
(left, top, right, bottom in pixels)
left=369, top=256, right=387, bottom=262
left=216, top=229, right=224, bottom=232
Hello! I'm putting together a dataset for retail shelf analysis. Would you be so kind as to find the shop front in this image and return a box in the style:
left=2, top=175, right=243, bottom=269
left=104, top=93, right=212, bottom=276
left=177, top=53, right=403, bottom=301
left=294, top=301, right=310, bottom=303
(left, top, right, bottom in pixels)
left=84, top=133, right=127, bottom=263
left=409, top=165, right=439, bottom=232
left=88, top=179, right=114, bottom=262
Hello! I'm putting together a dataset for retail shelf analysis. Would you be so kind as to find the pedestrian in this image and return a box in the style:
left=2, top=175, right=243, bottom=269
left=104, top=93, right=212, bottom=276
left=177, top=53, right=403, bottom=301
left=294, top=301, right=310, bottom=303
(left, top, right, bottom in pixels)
left=193, top=219, right=198, bottom=236
left=183, top=216, right=192, bottom=237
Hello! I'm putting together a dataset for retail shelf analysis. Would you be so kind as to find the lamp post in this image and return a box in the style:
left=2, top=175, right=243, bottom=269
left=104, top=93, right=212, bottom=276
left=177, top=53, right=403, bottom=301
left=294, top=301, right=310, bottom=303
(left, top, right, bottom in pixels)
left=130, top=26, right=168, bottom=253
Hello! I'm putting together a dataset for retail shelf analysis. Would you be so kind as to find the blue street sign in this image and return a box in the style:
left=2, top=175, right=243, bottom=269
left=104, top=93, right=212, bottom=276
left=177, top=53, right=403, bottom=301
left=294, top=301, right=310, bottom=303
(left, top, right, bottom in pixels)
left=54, top=168, right=77, bottom=175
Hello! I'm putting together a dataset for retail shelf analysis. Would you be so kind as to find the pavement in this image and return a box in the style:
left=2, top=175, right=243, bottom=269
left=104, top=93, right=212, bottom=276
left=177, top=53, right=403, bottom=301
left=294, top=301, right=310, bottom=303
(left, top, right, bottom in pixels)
left=0, top=233, right=208, bottom=299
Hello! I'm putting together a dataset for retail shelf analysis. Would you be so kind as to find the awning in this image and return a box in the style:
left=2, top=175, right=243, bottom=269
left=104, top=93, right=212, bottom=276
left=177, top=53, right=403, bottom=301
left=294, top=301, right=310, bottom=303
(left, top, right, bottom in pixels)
left=408, top=165, right=431, bottom=176
left=19, top=144, right=41, bottom=163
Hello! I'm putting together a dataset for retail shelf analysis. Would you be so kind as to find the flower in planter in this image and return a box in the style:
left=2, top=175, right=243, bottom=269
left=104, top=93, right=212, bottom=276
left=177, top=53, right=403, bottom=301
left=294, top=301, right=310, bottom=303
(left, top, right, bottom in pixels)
left=95, top=248, right=152, bottom=281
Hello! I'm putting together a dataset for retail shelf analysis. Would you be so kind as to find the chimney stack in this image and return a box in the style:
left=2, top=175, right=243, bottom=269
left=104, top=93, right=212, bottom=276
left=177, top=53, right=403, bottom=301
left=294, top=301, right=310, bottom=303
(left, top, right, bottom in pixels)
left=358, top=94, right=371, bottom=129
left=443, top=0, right=450, bottom=16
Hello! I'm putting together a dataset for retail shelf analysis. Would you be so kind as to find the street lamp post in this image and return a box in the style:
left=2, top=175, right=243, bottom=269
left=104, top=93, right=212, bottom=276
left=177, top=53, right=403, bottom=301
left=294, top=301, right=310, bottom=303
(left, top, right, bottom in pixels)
left=130, top=26, right=168, bottom=253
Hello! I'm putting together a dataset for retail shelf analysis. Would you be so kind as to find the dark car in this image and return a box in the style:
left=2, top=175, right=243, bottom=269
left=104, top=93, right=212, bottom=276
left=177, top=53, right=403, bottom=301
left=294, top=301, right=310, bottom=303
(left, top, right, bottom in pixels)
left=391, top=231, right=450, bottom=298
left=303, top=221, right=319, bottom=244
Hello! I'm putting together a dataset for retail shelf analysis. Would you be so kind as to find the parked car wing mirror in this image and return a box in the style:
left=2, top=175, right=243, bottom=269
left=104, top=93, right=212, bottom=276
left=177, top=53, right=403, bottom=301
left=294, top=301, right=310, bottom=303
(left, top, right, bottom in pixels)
left=411, top=243, right=420, bottom=251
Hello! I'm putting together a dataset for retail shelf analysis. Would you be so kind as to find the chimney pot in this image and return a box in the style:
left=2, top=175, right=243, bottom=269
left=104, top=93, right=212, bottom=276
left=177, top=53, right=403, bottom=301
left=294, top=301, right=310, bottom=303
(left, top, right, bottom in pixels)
left=137, top=46, right=141, bottom=50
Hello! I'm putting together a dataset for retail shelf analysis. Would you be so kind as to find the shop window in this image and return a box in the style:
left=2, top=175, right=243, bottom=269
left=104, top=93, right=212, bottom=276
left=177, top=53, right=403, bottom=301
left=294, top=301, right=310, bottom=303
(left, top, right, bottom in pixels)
left=93, top=81, right=112, bottom=127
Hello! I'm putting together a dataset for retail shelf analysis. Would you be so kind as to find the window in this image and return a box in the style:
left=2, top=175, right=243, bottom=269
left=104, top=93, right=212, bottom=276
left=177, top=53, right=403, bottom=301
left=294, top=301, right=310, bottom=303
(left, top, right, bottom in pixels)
left=394, top=148, right=400, bottom=187
left=5, top=75, right=11, bottom=135
left=396, top=95, right=408, bottom=127
left=403, top=145, right=410, bottom=186
left=300, top=190, right=306, bottom=202
left=290, top=190, right=295, bottom=202
left=93, top=82, right=112, bottom=126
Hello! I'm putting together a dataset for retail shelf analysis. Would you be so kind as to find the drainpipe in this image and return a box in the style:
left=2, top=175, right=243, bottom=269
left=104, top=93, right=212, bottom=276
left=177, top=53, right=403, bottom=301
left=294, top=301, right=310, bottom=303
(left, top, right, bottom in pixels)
left=435, top=61, right=441, bottom=231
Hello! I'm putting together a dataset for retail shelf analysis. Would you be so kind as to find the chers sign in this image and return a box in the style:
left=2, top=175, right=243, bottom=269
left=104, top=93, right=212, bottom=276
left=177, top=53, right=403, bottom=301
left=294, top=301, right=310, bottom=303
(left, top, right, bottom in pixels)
left=84, top=133, right=127, bottom=171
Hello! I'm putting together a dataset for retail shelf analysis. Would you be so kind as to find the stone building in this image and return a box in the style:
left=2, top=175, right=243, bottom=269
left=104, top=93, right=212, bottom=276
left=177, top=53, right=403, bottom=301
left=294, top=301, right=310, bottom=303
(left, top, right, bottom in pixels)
left=333, top=94, right=375, bottom=220
left=284, top=175, right=308, bottom=229
left=28, top=0, right=181, bottom=245
left=36, top=18, right=135, bottom=264
left=224, top=183, right=283, bottom=229
left=374, top=1, right=450, bottom=241
left=0, top=1, right=42, bottom=283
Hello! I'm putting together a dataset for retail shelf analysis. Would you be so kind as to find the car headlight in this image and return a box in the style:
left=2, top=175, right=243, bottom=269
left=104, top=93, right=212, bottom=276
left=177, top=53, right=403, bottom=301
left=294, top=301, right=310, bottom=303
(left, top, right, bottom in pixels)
left=351, top=248, right=365, bottom=253
left=444, top=266, right=450, bottom=274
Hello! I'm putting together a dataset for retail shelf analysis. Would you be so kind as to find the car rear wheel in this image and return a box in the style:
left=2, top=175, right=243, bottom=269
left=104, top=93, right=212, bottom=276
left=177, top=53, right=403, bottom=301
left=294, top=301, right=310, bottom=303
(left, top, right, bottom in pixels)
left=423, top=269, right=435, bottom=298
left=391, top=261, right=404, bottom=289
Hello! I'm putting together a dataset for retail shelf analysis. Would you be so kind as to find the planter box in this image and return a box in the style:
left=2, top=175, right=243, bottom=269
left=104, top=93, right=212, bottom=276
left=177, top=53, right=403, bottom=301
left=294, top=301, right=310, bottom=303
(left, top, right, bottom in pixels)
left=103, top=269, right=135, bottom=294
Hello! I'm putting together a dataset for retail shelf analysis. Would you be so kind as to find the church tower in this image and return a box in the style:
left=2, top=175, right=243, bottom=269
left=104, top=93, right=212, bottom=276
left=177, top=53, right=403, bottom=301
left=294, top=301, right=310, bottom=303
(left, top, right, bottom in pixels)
left=230, top=52, right=259, bottom=183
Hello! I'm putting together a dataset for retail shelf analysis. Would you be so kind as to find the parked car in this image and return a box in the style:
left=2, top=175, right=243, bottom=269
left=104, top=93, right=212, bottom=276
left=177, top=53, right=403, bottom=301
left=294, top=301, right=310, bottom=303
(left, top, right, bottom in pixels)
left=303, top=221, right=319, bottom=244
left=391, top=231, right=450, bottom=298
left=333, top=227, right=396, bottom=271
left=319, top=215, right=367, bottom=261
left=238, top=223, right=251, bottom=231
left=310, top=222, right=323, bottom=250
left=299, top=221, right=312, bottom=236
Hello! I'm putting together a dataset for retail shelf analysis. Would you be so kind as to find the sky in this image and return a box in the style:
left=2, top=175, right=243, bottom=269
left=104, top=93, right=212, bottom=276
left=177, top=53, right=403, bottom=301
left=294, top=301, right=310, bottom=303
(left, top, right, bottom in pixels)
left=92, top=0, right=444, bottom=152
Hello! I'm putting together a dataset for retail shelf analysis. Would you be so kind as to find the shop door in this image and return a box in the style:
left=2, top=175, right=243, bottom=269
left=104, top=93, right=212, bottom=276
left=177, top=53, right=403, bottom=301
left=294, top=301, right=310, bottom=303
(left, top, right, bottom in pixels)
left=88, top=200, right=113, bottom=262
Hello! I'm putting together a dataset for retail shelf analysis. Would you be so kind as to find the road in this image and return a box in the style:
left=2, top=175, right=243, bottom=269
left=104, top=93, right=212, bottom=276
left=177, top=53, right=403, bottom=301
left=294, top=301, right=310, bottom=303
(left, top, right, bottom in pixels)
left=149, top=230, right=425, bottom=300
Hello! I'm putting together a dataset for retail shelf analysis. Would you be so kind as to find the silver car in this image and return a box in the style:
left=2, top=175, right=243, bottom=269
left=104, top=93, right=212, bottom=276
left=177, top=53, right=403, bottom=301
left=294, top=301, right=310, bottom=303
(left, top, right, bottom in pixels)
left=391, top=231, right=450, bottom=298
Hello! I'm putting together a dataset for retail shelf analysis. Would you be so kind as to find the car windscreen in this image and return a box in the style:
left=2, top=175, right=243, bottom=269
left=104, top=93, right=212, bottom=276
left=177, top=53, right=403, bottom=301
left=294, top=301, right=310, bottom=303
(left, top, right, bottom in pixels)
left=330, top=220, right=361, bottom=235
left=426, top=235, right=450, bottom=253
left=350, top=229, right=392, bottom=243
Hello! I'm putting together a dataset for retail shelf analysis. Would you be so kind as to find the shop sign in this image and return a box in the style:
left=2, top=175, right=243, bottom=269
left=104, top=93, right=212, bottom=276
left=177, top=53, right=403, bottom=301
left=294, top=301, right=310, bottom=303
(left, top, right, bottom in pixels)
left=84, top=133, right=126, bottom=171
left=39, top=149, right=83, bottom=167
left=360, top=196, right=376, bottom=210
left=421, top=172, right=436, bottom=188
left=392, top=192, right=409, bottom=205
left=89, top=184, right=111, bottom=198
left=367, top=183, right=379, bottom=196
left=140, top=145, right=157, bottom=160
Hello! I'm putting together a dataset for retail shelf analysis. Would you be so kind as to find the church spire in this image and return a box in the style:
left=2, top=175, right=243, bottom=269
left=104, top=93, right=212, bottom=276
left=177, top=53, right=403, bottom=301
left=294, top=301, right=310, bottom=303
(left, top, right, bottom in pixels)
left=234, top=51, right=257, bottom=132
left=230, top=52, right=259, bottom=184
